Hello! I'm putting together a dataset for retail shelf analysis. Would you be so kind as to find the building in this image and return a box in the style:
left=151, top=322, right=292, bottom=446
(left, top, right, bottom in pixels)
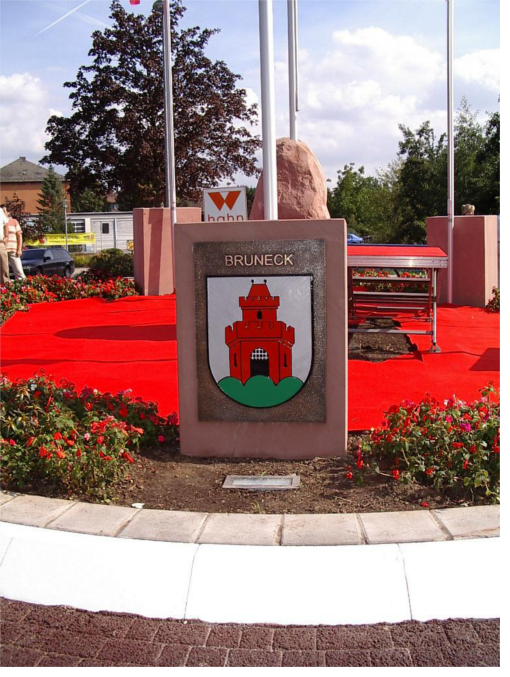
left=225, top=281, right=295, bottom=384
left=0, top=157, right=70, bottom=213
left=68, top=212, right=134, bottom=251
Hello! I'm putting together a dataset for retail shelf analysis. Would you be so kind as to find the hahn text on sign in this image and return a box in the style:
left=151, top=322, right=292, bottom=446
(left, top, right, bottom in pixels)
left=203, top=186, right=248, bottom=223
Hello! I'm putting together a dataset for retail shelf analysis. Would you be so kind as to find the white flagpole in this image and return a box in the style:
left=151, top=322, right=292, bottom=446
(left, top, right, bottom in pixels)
left=446, top=0, right=455, bottom=304
left=287, top=0, right=299, bottom=141
left=259, top=0, right=278, bottom=220
left=162, top=0, right=177, bottom=280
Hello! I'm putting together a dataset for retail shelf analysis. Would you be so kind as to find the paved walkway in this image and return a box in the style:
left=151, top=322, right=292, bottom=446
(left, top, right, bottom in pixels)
left=0, top=599, right=500, bottom=667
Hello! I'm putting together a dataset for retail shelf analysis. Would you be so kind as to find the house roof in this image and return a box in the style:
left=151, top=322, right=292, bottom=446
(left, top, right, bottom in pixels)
left=0, top=157, right=66, bottom=183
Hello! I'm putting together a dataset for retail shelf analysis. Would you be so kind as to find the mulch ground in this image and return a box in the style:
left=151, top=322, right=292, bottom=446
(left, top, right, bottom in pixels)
left=110, top=438, right=480, bottom=514
left=0, top=599, right=499, bottom=667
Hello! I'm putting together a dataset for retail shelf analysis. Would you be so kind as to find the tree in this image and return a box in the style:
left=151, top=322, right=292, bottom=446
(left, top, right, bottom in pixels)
left=473, top=109, right=500, bottom=215
left=394, top=121, right=447, bottom=243
left=327, top=163, right=396, bottom=243
left=42, top=0, right=260, bottom=209
left=37, top=166, right=69, bottom=233
left=72, top=186, right=107, bottom=213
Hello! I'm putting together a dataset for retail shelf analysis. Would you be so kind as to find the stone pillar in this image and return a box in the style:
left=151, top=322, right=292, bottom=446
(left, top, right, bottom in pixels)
left=427, top=215, right=498, bottom=307
left=133, top=207, right=201, bottom=295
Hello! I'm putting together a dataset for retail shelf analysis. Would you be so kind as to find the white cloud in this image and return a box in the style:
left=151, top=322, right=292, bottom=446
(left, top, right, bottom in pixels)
left=0, top=73, right=56, bottom=166
left=455, top=49, right=500, bottom=93
left=265, top=27, right=499, bottom=182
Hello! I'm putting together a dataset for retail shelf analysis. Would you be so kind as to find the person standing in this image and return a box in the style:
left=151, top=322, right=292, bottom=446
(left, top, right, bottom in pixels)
left=4, top=207, right=26, bottom=279
left=0, top=205, right=9, bottom=285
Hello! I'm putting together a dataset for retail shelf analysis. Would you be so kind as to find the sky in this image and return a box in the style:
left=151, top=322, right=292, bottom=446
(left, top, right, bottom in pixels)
left=0, top=0, right=501, bottom=187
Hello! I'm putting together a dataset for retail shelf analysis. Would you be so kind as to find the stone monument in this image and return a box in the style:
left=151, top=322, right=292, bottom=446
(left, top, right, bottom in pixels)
left=249, top=138, right=330, bottom=220
left=174, top=218, right=348, bottom=460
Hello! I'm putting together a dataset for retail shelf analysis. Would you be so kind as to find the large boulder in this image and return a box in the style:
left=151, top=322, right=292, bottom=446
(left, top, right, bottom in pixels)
left=249, top=138, right=330, bottom=220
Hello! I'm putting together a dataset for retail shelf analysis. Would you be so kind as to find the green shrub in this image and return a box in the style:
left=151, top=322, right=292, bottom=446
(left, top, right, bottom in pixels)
left=72, top=253, right=95, bottom=268
left=87, top=248, right=134, bottom=279
left=486, top=287, right=500, bottom=313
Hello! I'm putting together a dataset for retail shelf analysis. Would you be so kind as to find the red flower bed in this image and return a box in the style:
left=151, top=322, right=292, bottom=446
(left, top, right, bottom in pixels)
left=351, top=384, right=500, bottom=503
left=0, top=374, right=178, bottom=500
left=1, top=274, right=139, bottom=324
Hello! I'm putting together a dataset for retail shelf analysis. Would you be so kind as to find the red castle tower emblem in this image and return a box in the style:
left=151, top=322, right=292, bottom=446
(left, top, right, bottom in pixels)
left=225, top=280, right=295, bottom=385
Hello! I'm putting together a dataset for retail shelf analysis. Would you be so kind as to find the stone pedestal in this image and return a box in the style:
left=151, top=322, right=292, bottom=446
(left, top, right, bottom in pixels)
left=175, top=218, right=348, bottom=459
left=426, top=215, right=498, bottom=307
left=133, top=207, right=202, bottom=295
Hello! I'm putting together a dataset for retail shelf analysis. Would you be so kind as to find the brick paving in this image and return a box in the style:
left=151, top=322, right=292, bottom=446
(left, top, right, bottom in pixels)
left=0, top=598, right=499, bottom=667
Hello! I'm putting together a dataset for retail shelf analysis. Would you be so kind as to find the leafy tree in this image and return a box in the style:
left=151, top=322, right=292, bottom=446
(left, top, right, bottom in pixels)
left=3, top=194, right=44, bottom=243
left=477, top=106, right=501, bottom=214
left=36, top=166, right=70, bottom=233
left=42, top=0, right=260, bottom=209
left=71, top=186, right=107, bottom=213
left=327, top=163, right=396, bottom=243
left=394, top=121, right=447, bottom=242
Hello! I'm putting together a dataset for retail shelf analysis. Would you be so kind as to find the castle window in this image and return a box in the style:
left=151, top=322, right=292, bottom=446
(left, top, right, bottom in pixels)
left=251, top=348, right=269, bottom=360
left=257, top=310, right=262, bottom=320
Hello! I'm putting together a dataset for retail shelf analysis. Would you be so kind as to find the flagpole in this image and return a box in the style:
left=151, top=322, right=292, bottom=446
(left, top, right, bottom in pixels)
left=163, top=0, right=177, bottom=224
left=446, top=0, right=455, bottom=304
left=259, top=0, right=278, bottom=220
left=287, top=0, right=299, bottom=141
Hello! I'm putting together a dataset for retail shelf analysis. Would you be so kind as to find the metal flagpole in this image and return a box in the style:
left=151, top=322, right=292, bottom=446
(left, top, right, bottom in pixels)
left=446, top=0, right=455, bottom=304
left=259, top=0, right=278, bottom=220
left=287, top=0, right=299, bottom=141
left=163, top=0, right=177, bottom=227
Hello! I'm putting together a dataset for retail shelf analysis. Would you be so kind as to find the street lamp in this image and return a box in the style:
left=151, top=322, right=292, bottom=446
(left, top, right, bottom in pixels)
left=63, top=198, right=68, bottom=250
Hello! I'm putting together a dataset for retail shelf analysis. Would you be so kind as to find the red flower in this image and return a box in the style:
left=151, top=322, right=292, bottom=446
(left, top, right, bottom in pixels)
left=122, top=450, right=135, bottom=464
left=9, top=439, right=15, bottom=446
left=420, top=501, right=430, bottom=508
left=76, top=449, right=82, bottom=457
left=97, top=435, right=105, bottom=445
left=34, top=391, right=42, bottom=398
left=119, top=406, right=128, bottom=418
left=425, top=467, right=435, bottom=476
left=356, top=457, right=364, bottom=469
left=469, top=444, right=477, bottom=454
left=452, top=442, right=464, bottom=449
left=392, top=469, right=400, bottom=480
left=27, top=436, right=35, bottom=446
left=345, top=471, right=353, bottom=480
left=158, top=435, right=165, bottom=443
left=65, top=438, right=75, bottom=446
left=39, top=446, right=48, bottom=458
left=84, top=401, right=93, bottom=411
left=54, top=432, right=63, bottom=441
left=56, top=449, right=66, bottom=459
left=463, top=459, right=469, bottom=469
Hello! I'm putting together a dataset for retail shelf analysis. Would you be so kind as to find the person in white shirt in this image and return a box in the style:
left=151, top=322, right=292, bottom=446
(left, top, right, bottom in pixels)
left=0, top=205, right=9, bottom=285
left=4, top=207, right=25, bottom=279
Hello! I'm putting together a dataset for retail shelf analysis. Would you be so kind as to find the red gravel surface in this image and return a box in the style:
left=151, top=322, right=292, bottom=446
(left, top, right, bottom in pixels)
left=0, top=599, right=499, bottom=667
